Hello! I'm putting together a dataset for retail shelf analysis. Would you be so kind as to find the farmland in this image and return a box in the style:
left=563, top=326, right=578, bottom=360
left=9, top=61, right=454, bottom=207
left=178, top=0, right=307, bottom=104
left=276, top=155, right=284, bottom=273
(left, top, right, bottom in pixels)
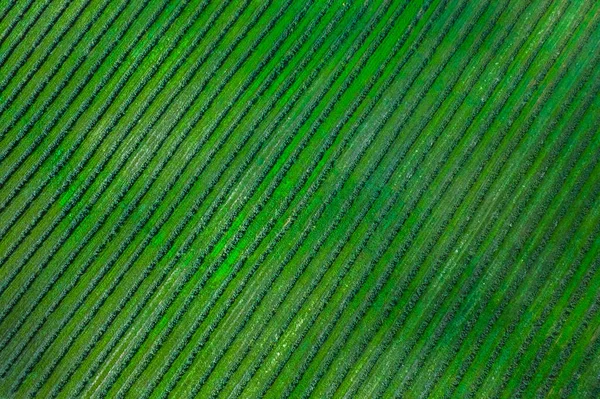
left=0, top=0, right=599, bottom=397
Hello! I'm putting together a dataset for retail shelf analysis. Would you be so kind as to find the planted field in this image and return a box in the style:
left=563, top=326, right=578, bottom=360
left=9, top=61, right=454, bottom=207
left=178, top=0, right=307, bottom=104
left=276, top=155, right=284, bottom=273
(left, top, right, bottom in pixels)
left=0, top=0, right=599, bottom=397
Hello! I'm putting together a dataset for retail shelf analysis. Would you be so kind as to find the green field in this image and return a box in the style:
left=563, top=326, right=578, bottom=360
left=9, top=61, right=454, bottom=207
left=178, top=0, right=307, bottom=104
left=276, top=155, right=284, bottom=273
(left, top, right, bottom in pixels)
left=0, top=0, right=599, bottom=397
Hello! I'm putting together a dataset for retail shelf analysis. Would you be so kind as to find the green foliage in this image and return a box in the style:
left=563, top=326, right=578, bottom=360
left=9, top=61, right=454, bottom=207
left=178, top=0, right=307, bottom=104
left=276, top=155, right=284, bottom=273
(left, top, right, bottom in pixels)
left=0, top=0, right=599, bottom=397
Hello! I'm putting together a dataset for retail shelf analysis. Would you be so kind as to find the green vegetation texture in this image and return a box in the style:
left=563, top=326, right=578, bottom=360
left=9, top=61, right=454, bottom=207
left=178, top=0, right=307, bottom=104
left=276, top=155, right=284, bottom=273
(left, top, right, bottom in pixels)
left=0, top=0, right=599, bottom=397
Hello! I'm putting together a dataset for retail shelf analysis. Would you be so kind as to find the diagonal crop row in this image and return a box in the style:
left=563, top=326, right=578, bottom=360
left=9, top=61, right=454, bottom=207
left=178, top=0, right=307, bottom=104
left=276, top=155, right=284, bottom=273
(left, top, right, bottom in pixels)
left=0, top=0, right=96, bottom=118
left=203, top=0, right=516, bottom=396
left=4, top=2, right=332, bottom=395
left=394, top=25, right=600, bottom=399
left=0, top=0, right=204, bottom=366
left=153, top=3, right=448, bottom=395
left=346, top=8, right=596, bottom=396
left=27, top=3, right=364, bottom=395
left=274, top=0, right=568, bottom=396
left=179, top=2, right=446, bottom=397
left=437, top=77, right=600, bottom=399
left=0, top=0, right=192, bottom=324
left=1, top=0, right=285, bottom=390
left=391, top=72, right=600, bottom=399
left=71, top=2, right=398, bottom=396
left=22, top=1, right=366, bottom=398
left=0, top=0, right=122, bottom=189
left=0, top=0, right=52, bottom=74
left=0, top=0, right=164, bottom=261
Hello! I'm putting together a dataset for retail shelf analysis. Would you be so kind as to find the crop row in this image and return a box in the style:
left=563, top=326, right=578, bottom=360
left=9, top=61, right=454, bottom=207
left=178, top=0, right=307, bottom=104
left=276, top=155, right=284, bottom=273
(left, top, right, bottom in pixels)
left=22, top=1, right=352, bottom=396
left=0, top=0, right=160, bottom=263
left=274, top=0, right=568, bottom=396
left=533, top=216, right=600, bottom=397
left=0, top=0, right=239, bottom=283
left=122, top=1, right=390, bottom=396
left=390, top=32, right=596, bottom=399
left=483, top=117, right=600, bottom=398
left=75, top=2, right=321, bottom=396
left=12, top=1, right=326, bottom=391
left=33, top=2, right=353, bottom=391
left=0, top=0, right=184, bottom=330
left=3, top=0, right=285, bottom=393
left=0, top=0, right=240, bottom=316
left=211, top=0, right=482, bottom=396
left=0, top=1, right=20, bottom=43
left=273, top=1, right=532, bottom=396
left=0, top=0, right=82, bottom=141
left=0, top=0, right=134, bottom=243
left=22, top=4, right=346, bottom=394
left=509, top=192, right=600, bottom=398
left=0, top=0, right=51, bottom=73
left=369, top=10, right=599, bottom=398
left=396, top=74, right=600, bottom=399
left=0, top=0, right=95, bottom=118
left=0, top=0, right=121, bottom=189
left=462, top=84, right=596, bottom=399
left=1, top=0, right=596, bottom=396
left=325, top=1, right=533, bottom=397
left=73, top=1, right=392, bottom=396
left=441, top=83, right=600, bottom=399
left=179, top=2, right=438, bottom=397
left=2, top=0, right=254, bottom=357
left=0, top=0, right=198, bottom=372
left=127, top=1, right=426, bottom=396
left=105, top=2, right=343, bottom=395
left=432, top=33, right=600, bottom=399
left=556, top=252, right=600, bottom=397
left=212, top=0, right=512, bottom=397
left=23, top=0, right=286, bottom=388
left=0, top=0, right=101, bottom=126
left=165, top=3, right=445, bottom=395
left=0, top=0, right=220, bottom=332
left=346, top=8, right=596, bottom=396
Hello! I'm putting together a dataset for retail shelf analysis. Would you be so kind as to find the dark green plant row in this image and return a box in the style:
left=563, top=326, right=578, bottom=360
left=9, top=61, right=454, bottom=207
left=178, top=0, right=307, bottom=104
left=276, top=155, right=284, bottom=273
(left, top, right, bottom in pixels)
left=0, top=1, right=22, bottom=43
left=280, top=0, right=580, bottom=396
left=0, top=0, right=51, bottom=73
left=273, top=0, right=524, bottom=396
left=76, top=2, right=392, bottom=395
left=360, top=10, right=596, bottom=398
left=10, top=1, right=328, bottom=395
left=223, top=0, right=505, bottom=396
left=0, top=0, right=97, bottom=118
left=0, top=0, right=162, bottom=259
left=426, top=28, right=600, bottom=399
left=0, top=0, right=209, bottom=378
left=0, top=0, right=598, bottom=396
left=324, top=1, right=534, bottom=397
left=2, top=1, right=289, bottom=390
left=108, top=1, right=404, bottom=396
left=0, top=0, right=126, bottom=201
left=389, top=73, right=600, bottom=399
left=446, top=78, right=600, bottom=399
left=128, top=1, right=428, bottom=396
left=532, top=213, right=600, bottom=398
left=3, top=1, right=295, bottom=394
left=342, top=8, right=596, bottom=396
left=27, top=0, right=360, bottom=396
left=0, top=0, right=192, bottom=338
left=174, top=2, right=441, bottom=397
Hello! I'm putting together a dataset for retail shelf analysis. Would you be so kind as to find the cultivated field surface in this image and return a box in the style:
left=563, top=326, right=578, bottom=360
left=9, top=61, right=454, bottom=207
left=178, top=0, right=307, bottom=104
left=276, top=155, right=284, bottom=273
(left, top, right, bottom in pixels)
left=0, top=0, right=599, bottom=397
